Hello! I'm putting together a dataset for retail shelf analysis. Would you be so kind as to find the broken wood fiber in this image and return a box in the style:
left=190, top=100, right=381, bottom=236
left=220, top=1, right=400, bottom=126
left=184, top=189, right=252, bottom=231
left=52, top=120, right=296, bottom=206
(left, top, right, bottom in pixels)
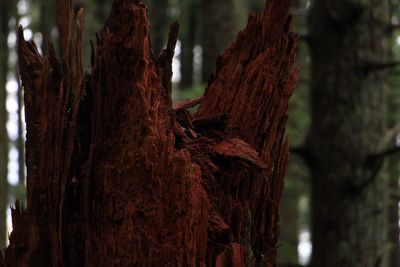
left=4, top=0, right=298, bottom=266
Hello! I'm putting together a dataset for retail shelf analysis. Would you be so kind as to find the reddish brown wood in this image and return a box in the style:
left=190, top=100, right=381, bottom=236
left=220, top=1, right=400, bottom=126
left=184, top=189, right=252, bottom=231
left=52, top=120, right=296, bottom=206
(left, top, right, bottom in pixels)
left=3, top=0, right=297, bottom=266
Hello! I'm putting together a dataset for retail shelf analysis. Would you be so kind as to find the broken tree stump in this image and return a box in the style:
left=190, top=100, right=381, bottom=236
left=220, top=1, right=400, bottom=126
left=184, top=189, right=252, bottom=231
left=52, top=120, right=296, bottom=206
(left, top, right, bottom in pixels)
left=1, top=0, right=298, bottom=266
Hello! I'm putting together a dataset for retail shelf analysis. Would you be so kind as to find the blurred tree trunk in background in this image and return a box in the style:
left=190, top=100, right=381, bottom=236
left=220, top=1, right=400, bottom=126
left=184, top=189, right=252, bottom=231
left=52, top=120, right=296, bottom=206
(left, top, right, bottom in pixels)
left=147, top=0, right=170, bottom=56
left=308, top=1, right=390, bottom=266
left=0, top=0, right=11, bottom=250
left=179, top=0, right=197, bottom=89
left=388, top=153, right=400, bottom=267
left=2, top=1, right=298, bottom=266
left=93, top=0, right=109, bottom=24
left=387, top=88, right=400, bottom=267
left=200, top=0, right=238, bottom=83
left=40, top=0, right=55, bottom=54
left=387, top=10, right=400, bottom=264
left=248, top=0, right=264, bottom=12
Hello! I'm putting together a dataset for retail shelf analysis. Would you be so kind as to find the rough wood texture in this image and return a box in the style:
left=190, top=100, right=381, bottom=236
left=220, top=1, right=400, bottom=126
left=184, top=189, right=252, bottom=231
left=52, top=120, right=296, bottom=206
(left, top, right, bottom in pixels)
left=3, top=0, right=297, bottom=266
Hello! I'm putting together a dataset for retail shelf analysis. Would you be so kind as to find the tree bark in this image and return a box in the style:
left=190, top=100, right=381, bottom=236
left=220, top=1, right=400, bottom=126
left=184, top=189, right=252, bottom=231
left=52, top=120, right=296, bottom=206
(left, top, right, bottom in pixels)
left=248, top=0, right=264, bottom=12
left=2, top=0, right=298, bottom=266
left=308, top=1, right=390, bottom=266
left=179, top=0, right=197, bottom=89
left=386, top=14, right=400, bottom=266
left=200, top=0, right=238, bottom=83
left=92, top=0, right=110, bottom=24
left=40, top=0, right=55, bottom=54
left=146, top=0, right=170, bottom=57
left=388, top=153, right=400, bottom=267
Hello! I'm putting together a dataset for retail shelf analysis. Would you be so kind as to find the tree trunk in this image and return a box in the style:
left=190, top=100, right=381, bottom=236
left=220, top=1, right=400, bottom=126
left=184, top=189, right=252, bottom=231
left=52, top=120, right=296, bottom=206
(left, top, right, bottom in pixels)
left=93, top=0, right=110, bottom=24
left=308, top=1, right=390, bottom=266
left=248, top=0, right=264, bottom=12
left=40, top=0, right=55, bottom=54
left=387, top=14, right=400, bottom=265
left=2, top=0, right=298, bottom=266
left=146, top=0, right=170, bottom=57
left=200, top=0, right=237, bottom=83
left=388, top=154, right=400, bottom=267
left=179, top=0, right=197, bottom=89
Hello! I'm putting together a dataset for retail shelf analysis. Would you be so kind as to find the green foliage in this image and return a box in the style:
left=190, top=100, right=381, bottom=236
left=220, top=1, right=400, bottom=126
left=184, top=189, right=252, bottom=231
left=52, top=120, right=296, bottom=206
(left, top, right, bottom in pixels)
left=172, top=83, right=204, bottom=102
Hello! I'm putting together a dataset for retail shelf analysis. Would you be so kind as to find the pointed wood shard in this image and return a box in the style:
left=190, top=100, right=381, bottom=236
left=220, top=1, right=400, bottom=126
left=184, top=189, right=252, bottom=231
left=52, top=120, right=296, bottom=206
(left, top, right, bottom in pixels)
left=173, top=96, right=203, bottom=111
left=212, top=138, right=268, bottom=169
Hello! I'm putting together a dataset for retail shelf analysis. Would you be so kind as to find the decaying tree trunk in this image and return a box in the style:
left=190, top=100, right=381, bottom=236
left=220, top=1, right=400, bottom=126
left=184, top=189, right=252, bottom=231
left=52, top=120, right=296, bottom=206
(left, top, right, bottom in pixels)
left=1, top=0, right=297, bottom=266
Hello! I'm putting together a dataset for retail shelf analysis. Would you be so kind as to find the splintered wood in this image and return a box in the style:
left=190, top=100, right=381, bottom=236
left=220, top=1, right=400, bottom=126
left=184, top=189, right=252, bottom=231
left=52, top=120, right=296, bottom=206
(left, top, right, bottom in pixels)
left=3, top=0, right=298, bottom=266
